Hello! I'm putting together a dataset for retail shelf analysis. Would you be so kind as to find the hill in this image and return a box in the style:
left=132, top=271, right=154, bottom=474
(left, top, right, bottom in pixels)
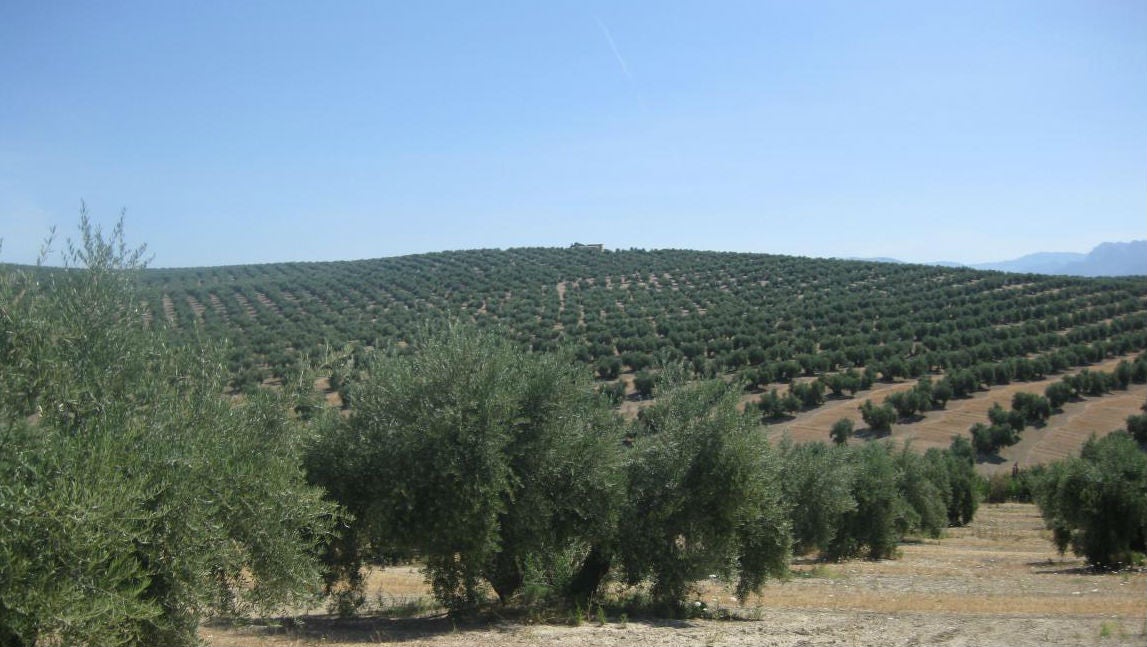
left=133, top=245, right=1145, bottom=384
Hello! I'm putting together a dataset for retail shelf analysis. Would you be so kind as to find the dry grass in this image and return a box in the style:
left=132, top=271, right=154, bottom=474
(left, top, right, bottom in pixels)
left=735, top=504, right=1145, bottom=618
left=202, top=504, right=1147, bottom=646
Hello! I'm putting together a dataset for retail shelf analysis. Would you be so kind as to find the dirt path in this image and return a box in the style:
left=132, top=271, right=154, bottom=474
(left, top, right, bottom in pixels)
left=203, top=504, right=1147, bottom=647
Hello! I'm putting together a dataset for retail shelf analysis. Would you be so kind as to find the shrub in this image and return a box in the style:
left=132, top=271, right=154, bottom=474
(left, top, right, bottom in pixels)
left=884, top=391, right=921, bottom=420
left=620, top=374, right=791, bottom=608
left=633, top=370, right=657, bottom=399
left=596, top=356, right=622, bottom=380
left=859, top=399, right=896, bottom=434
left=970, top=422, right=1019, bottom=456
left=1045, top=381, right=1074, bottom=410
left=823, top=442, right=903, bottom=561
left=0, top=217, right=336, bottom=646
left=599, top=380, right=627, bottom=405
left=1034, top=432, right=1147, bottom=569
left=1012, top=392, right=1051, bottom=425
left=830, top=418, right=854, bottom=445
left=937, top=436, right=980, bottom=525
left=778, top=441, right=855, bottom=555
left=307, top=324, right=625, bottom=612
left=791, top=380, right=826, bottom=408
left=1127, top=414, right=1147, bottom=445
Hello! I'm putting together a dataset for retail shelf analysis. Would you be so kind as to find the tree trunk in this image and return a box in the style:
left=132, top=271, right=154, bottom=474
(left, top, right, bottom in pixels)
left=565, top=544, right=612, bottom=606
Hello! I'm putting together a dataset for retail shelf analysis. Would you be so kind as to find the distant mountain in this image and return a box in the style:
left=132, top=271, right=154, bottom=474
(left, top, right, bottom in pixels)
left=851, top=256, right=905, bottom=265
left=971, top=252, right=1087, bottom=274
left=1057, top=241, right=1147, bottom=277
left=854, top=241, right=1146, bottom=277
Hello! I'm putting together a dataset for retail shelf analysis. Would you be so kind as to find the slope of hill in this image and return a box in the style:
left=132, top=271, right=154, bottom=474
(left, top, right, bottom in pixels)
left=128, top=248, right=1147, bottom=397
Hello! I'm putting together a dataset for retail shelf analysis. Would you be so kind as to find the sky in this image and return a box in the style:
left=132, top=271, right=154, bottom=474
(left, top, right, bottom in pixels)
left=1, top=1, right=1144, bottom=268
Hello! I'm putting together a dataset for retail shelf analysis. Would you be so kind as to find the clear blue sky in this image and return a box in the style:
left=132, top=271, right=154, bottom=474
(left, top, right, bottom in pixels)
left=2, top=1, right=1144, bottom=267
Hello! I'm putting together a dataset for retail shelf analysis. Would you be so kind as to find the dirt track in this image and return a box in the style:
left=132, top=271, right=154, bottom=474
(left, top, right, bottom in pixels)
left=203, top=504, right=1147, bottom=647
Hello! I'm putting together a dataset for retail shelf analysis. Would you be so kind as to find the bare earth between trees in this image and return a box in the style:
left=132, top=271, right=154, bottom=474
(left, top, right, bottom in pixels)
left=202, top=503, right=1147, bottom=647
left=750, top=354, right=1146, bottom=475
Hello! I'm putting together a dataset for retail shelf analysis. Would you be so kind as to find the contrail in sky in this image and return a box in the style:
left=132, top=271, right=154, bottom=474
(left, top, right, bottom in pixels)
left=595, top=16, right=631, bottom=79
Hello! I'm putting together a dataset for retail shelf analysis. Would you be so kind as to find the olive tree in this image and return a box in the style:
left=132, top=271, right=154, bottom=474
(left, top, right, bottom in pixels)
left=306, top=323, right=625, bottom=612
left=1034, top=432, right=1147, bottom=569
left=859, top=399, right=896, bottom=435
left=0, top=216, right=336, bottom=647
left=776, top=440, right=856, bottom=555
left=619, top=371, right=791, bottom=609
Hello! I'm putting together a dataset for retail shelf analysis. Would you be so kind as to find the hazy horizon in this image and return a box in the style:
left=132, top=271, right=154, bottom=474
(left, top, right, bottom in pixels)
left=3, top=1, right=1144, bottom=268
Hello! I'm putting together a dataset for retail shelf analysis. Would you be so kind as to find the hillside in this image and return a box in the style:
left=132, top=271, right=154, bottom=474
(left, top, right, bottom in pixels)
left=135, top=244, right=1146, bottom=395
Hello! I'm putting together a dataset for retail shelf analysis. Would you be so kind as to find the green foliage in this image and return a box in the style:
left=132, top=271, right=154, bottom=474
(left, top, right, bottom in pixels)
left=821, top=372, right=860, bottom=397
left=777, top=441, right=855, bottom=554
left=942, top=436, right=980, bottom=525
left=812, top=437, right=978, bottom=562
left=0, top=217, right=336, bottom=646
left=758, top=388, right=792, bottom=420
left=970, top=422, right=1020, bottom=456
left=1045, top=381, right=1074, bottom=409
left=930, top=379, right=953, bottom=409
left=1065, top=369, right=1112, bottom=398
left=830, top=418, right=854, bottom=445
left=823, top=442, right=904, bottom=561
left=596, top=356, right=622, bottom=380
left=1128, top=413, right=1147, bottom=445
left=633, top=370, right=656, bottom=399
left=599, top=380, right=627, bottom=405
left=310, top=327, right=987, bottom=615
left=985, top=465, right=1041, bottom=504
left=307, top=324, right=625, bottom=612
left=893, top=445, right=948, bottom=540
left=790, top=380, right=825, bottom=409
left=620, top=374, right=791, bottom=609
left=1034, top=432, right=1147, bottom=569
left=129, top=248, right=1147, bottom=400
left=859, top=399, right=896, bottom=434
left=779, top=434, right=977, bottom=563
left=884, top=390, right=921, bottom=420
left=1012, top=392, right=1051, bottom=426
left=988, top=402, right=1025, bottom=433
left=940, top=370, right=980, bottom=400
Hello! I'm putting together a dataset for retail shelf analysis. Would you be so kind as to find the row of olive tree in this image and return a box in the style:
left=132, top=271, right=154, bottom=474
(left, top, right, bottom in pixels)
left=306, top=324, right=980, bottom=615
left=972, top=354, right=1147, bottom=457
left=777, top=436, right=978, bottom=561
left=138, top=241, right=1147, bottom=393
left=305, top=328, right=789, bottom=613
left=0, top=219, right=337, bottom=647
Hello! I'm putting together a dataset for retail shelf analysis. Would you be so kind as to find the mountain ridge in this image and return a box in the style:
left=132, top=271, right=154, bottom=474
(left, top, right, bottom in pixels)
left=856, top=240, right=1146, bottom=277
